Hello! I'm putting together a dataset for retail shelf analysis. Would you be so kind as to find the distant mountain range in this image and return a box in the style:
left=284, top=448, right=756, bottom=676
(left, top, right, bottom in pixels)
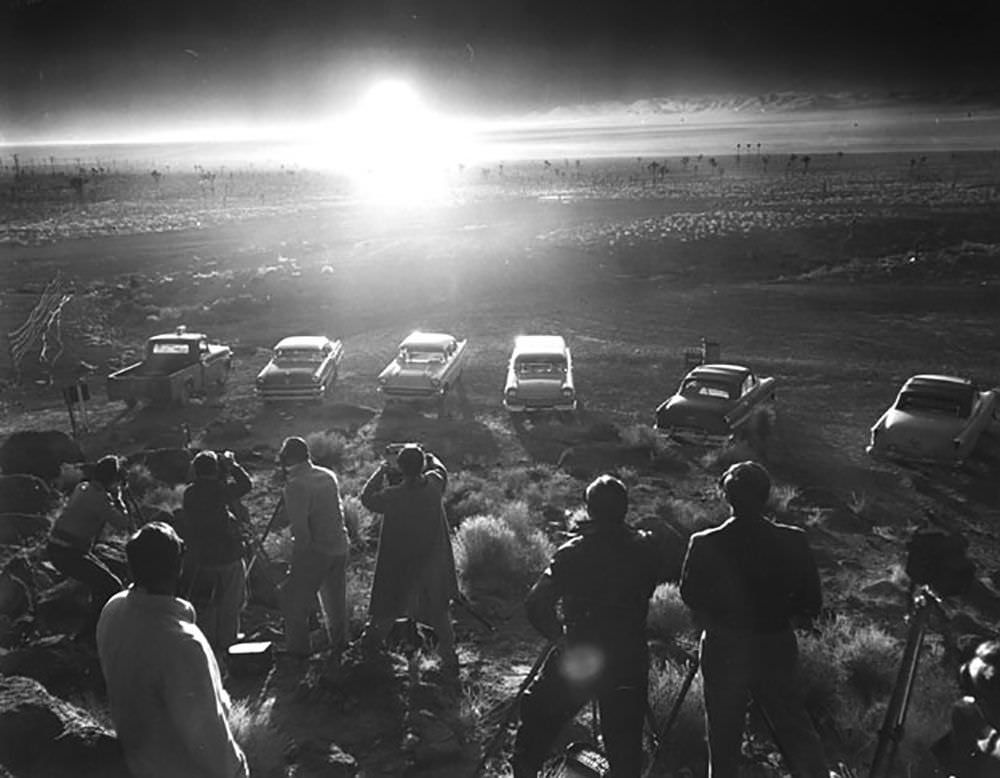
left=532, top=90, right=1000, bottom=122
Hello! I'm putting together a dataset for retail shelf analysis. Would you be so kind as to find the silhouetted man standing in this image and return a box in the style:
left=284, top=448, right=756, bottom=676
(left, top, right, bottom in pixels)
left=681, top=460, right=830, bottom=778
left=512, top=474, right=679, bottom=778
left=360, top=444, right=459, bottom=672
left=97, top=522, right=248, bottom=778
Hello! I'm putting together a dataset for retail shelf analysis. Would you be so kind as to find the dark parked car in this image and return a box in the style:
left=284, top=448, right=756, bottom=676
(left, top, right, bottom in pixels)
left=255, top=335, right=344, bottom=402
left=654, top=363, right=776, bottom=443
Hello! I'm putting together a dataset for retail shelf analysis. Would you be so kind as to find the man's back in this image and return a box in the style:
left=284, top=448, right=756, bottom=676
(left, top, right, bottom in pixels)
left=283, top=462, right=347, bottom=556
left=681, top=515, right=821, bottom=633
left=97, top=588, right=247, bottom=778
left=369, top=472, right=447, bottom=562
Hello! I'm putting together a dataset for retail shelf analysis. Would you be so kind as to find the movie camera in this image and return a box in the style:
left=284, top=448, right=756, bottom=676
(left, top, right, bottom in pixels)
left=382, top=442, right=427, bottom=486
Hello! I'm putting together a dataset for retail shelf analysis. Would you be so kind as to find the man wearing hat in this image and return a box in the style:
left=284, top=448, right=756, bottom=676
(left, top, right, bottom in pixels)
left=933, top=640, right=1000, bottom=777
left=360, top=443, right=459, bottom=672
left=277, top=436, right=359, bottom=662
left=681, top=460, right=831, bottom=778
left=512, top=474, right=680, bottom=778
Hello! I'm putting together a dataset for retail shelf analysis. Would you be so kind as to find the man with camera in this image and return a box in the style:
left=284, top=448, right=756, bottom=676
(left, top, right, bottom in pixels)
left=47, top=454, right=133, bottom=637
left=511, top=474, right=677, bottom=778
left=277, top=436, right=359, bottom=663
left=360, top=443, right=459, bottom=673
left=179, top=450, right=253, bottom=658
left=680, top=460, right=831, bottom=778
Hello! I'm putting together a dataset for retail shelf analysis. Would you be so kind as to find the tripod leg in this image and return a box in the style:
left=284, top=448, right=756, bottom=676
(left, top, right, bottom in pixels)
left=642, top=658, right=700, bottom=778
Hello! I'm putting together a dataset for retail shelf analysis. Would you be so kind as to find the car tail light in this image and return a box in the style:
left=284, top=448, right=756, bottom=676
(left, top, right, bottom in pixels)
left=378, top=376, right=387, bottom=385
left=506, top=387, right=517, bottom=400
left=562, top=386, right=574, bottom=398
left=311, top=374, right=321, bottom=383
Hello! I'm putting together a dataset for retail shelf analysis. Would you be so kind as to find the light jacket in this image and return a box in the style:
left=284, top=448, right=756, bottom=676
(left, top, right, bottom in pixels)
left=282, top=461, right=352, bottom=558
left=50, top=481, right=130, bottom=551
left=97, top=587, right=248, bottom=778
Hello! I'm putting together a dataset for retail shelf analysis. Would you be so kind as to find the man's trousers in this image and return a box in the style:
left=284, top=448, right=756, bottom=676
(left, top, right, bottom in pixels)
left=280, top=549, right=347, bottom=656
left=187, top=559, right=246, bottom=655
left=700, top=626, right=829, bottom=778
left=512, top=646, right=647, bottom=778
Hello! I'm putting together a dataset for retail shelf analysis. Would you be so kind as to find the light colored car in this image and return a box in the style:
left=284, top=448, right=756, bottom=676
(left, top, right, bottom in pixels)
left=866, top=374, right=998, bottom=466
left=654, top=363, right=776, bottom=443
left=377, top=331, right=468, bottom=400
left=503, top=335, right=577, bottom=413
left=255, top=335, right=344, bottom=402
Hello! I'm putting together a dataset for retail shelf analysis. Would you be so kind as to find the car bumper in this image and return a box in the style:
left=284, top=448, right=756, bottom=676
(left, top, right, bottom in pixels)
left=504, top=398, right=577, bottom=412
left=655, top=424, right=731, bottom=445
left=257, top=385, right=324, bottom=401
left=865, top=444, right=964, bottom=467
left=379, top=386, right=444, bottom=399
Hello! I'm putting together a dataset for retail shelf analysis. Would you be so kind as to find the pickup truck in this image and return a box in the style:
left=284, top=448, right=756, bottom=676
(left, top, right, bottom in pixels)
left=107, top=327, right=233, bottom=408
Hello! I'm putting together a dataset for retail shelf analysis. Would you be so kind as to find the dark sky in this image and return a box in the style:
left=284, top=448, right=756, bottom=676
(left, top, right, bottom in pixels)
left=2, top=0, right=998, bottom=140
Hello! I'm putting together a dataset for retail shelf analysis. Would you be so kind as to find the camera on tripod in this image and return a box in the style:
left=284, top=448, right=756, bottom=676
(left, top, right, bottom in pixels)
left=905, top=527, right=975, bottom=599
left=383, top=442, right=426, bottom=486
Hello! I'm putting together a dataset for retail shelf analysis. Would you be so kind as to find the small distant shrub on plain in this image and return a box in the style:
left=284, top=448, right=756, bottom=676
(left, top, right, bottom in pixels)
left=454, top=514, right=554, bottom=598
left=445, top=472, right=503, bottom=526
left=700, top=439, right=758, bottom=472
left=654, top=496, right=725, bottom=534
left=305, top=430, right=347, bottom=469
left=769, top=483, right=800, bottom=516
left=740, top=404, right=775, bottom=451
left=228, top=697, right=286, bottom=778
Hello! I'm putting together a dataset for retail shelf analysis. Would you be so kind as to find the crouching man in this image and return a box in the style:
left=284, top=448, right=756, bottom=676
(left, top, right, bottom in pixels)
left=97, top=522, right=249, bottom=778
left=512, top=474, right=679, bottom=778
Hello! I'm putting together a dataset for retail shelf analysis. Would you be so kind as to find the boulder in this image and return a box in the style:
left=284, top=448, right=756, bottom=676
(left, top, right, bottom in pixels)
left=0, top=675, right=128, bottom=778
left=0, top=513, right=51, bottom=546
left=33, top=581, right=91, bottom=637
left=0, top=475, right=56, bottom=516
left=124, top=448, right=193, bottom=486
left=0, top=636, right=105, bottom=700
left=0, top=431, right=85, bottom=482
left=0, top=574, right=29, bottom=619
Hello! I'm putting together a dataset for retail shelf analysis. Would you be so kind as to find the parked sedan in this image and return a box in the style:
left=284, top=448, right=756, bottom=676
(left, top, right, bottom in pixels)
left=255, top=335, right=344, bottom=402
left=377, top=331, right=468, bottom=400
left=503, top=335, right=577, bottom=413
left=654, top=363, right=776, bottom=443
left=866, top=374, right=997, bottom=466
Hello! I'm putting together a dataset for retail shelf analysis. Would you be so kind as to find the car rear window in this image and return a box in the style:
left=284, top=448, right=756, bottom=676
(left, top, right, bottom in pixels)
left=151, top=343, right=191, bottom=355
left=402, top=348, right=446, bottom=363
left=898, top=391, right=972, bottom=417
left=515, top=356, right=565, bottom=375
left=681, top=378, right=733, bottom=400
left=276, top=348, right=324, bottom=364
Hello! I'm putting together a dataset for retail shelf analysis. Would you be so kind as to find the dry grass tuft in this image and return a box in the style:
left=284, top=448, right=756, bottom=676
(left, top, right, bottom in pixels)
left=454, top=514, right=554, bottom=598
left=648, top=657, right=707, bottom=773
left=141, top=484, right=185, bottom=515
left=700, top=440, right=759, bottom=472
left=647, top=582, right=697, bottom=645
left=125, top=463, right=160, bottom=498
left=769, top=483, right=800, bottom=516
left=228, top=697, right=287, bottom=778
left=305, top=429, right=348, bottom=469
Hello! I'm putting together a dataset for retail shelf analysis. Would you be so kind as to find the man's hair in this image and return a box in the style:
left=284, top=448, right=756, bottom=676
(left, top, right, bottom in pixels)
left=720, top=460, right=771, bottom=514
left=192, top=450, right=219, bottom=478
left=279, top=437, right=310, bottom=466
left=126, top=521, right=184, bottom=589
left=585, top=474, right=628, bottom=523
left=396, top=445, right=426, bottom=478
left=93, top=455, right=122, bottom=488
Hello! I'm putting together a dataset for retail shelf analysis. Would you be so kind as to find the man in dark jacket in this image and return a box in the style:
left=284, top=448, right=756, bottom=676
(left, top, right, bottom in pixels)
left=680, top=460, right=830, bottom=778
left=360, top=444, right=459, bottom=672
left=180, top=450, right=252, bottom=657
left=512, top=474, right=680, bottom=778
left=47, top=455, right=132, bottom=633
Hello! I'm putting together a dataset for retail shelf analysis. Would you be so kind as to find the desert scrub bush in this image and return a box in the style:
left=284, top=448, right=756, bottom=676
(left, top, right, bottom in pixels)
left=769, top=483, right=800, bottom=516
left=141, top=484, right=185, bottom=514
left=648, top=582, right=697, bottom=645
left=454, top=514, right=554, bottom=598
left=653, top=496, right=726, bottom=534
left=305, top=429, right=347, bottom=469
left=125, top=463, right=158, bottom=498
left=499, top=464, right=580, bottom=513
left=699, top=439, right=759, bottom=472
left=795, top=612, right=952, bottom=768
left=445, top=472, right=504, bottom=526
left=345, top=562, right=372, bottom=637
left=648, top=657, right=706, bottom=772
left=342, top=494, right=377, bottom=545
left=620, top=424, right=688, bottom=472
left=740, top=404, right=776, bottom=451
left=228, top=697, right=287, bottom=778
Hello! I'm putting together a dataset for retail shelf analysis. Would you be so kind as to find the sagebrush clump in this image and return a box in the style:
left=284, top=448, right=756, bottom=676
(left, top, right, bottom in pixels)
left=454, top=514, right=554, bottom=597
left=228, top=697, right=286, bottom=778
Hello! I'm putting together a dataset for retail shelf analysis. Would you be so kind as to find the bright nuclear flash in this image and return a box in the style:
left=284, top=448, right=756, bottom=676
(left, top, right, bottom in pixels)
left=327, top=79, right=473, bottom=204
